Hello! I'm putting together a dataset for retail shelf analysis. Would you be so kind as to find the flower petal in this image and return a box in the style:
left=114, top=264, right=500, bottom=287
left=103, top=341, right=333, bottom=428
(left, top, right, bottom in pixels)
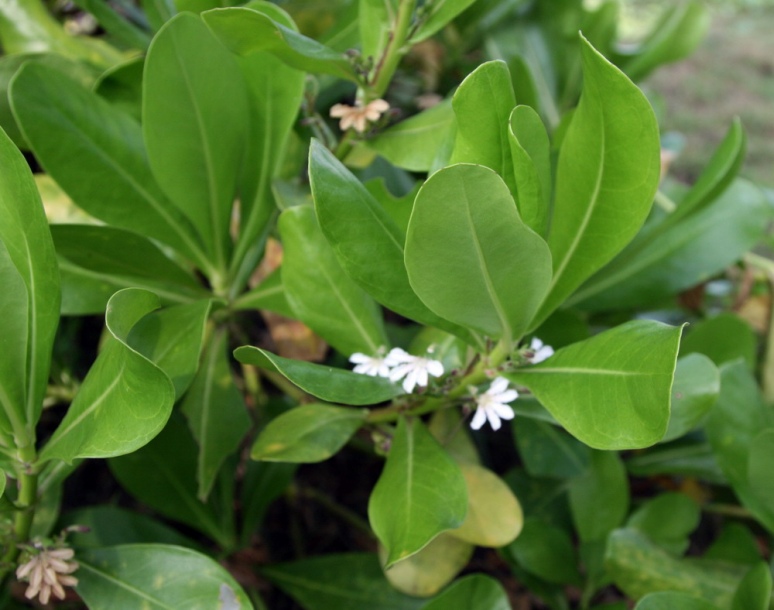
left=485, top=408, right=502, bottom=431
left=488, top=377, right=509, bottom=394
left=494, top=389, right=518, bottom=404
left=470, top=407, right=487, bottom=430
left=493, top=402, right=515, bottom=421
left=426, top=360, right=444, bottom=378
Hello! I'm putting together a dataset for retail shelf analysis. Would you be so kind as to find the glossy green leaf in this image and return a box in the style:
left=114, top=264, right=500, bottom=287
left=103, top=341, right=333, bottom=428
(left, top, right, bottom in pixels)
left=635, top=592, right=721, bottom=610
left=705, top=523, right=762, bottom=566
left=181, top=329, right=250, bottom=500
left=202, top=7, right=356, bottom=80
left=706, top=361, right=774, bottom=533
left=366, top=179, right=420, bottom=235
left=251, top=403, right=366, bottom=463
left=234, top=346, right=400, bottom=405
left=94, top=57, right=145, bottom=123
left=77, top=544, right=251, bottom=609
left=40, top=289, right=175, bottom=464
left=572, top=180, right=772, bottom=310
left=606, top=528, right=745, bottom=608
left=681, top=314, right=756, bottom=370
left=309, top=140, right=476, bottom=345
left=428, top=409, right=480, bottom=466
left=368, top=417, right=467, bottom=567
left=663, top=354, right=719, bottom=443
left=449, top=463, right=523, bottom=547
left=262, top=553, right=425, bottom=610
left=51, top=224, right=207, bottom=313
left=0, top=126, right=59, bottom=439
left=450, top=61, right=517, bottom=199
left=365, top=100, right=456, bottom=172
left=0, top=0, right=124, bottom=68
left=508, top=105, right=551, bottom=237
left=71, top=0, right=151, bottom=50
left=569, top=450, right=628, bottom=542
left=507, top=320, right=683, bottom=450
left=280, top=206, right=388, bottom=356
left=144, top=12, right=249, bottom=270
left=9, top=62, right=209, bottom=270
left=410, top=0, right=478, bottom=43
left=359, top=0, right=398, bottom=65
left=732, top=563, right=772, bottom=610
left=506, top=518, right=581, bottom=585
left=62, top=506, right=198, bottom=550
left=233, top=268, right=293, bottom=316
left=627, top=493, right=700, bottom=556
left=626, top=440, right=726, bottom=484
left=225, top=3, right=305, bottom=287
left=142, top=0, right=176, bottom=30
left=747, top=430, right=774, bottom=519
left=535, top=35, right=660, bottom=324
left=620, top=2, right=710, bottom=81
left=381, top=533, right=473, bottom=597
left=514, top=417, right=590, bottom=479
left=406, top=164, right=552, bottom=342
left=110, top=414, right=233, bottom=547
left=127, top=299, right=211, bottom=399
left=422, top=574, right=512, bottom=610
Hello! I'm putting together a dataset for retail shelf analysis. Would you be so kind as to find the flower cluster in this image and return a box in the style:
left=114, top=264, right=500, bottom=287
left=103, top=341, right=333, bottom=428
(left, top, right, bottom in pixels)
left=350, top=347, right=444, bottom=394
left=470, top=377, right=518, bottom=431
left=329, top=99, right=390, bottom=133
left=16, top=546, right=79, bottom=604
left=527, top=337, right=554, bottom=363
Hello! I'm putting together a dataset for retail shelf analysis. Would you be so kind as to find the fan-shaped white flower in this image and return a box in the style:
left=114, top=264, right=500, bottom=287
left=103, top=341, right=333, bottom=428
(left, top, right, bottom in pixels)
left=349, top=351, right=392, bottom=377
left=387, top=348, right=444, bottom=394
left=470, top=377, right=518, bottom=431
left=329, top=99, right=390, bottom=133
left=528, top=337, right=554, bottom=364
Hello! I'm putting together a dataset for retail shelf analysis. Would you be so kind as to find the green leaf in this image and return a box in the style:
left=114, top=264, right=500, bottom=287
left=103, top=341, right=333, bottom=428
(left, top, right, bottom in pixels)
left=732, top=563, right=772, bottom=610
left=9, top=62, right=209, bottom=270
left=71, top=0, right=151, bottom=50
left=233, top=268, right=293, bottom=316
left=127, top=299, right=212, bottom=400
left=51, top=224, right=208, bottom=314
left=181, top=329, right=250, bottom=500
left=706, top=361, right=774, bottom=533
left=365, top=100, right=456, bottom=172
left=142, top=0, right=176, bottom=31
left=77, top=544, right=252, bottom=609
left=747, top=430, right=774, bottom=520
left=450, top=61, right=517, bottom=200
left=234, top=346, right=400, bottom=405
left=262, top=553, right=425, bottom=610
left=572, top=180, right=772, bottom=310
left=62, top=505, right=199, bottom=549
left=569, top=450, right=629, bottom=543
left=534, top=35, right=660, bottom=324
left=514, top=417, right=590, bottom=479
left=39, top=289, right=175, bottom=464
left=421, top=574, right=512, bottom=610
left=239, top=461, right=296, bottom=546
left=681, top=314, right=756, bottom=370
left=359, top=0, right=398, bottom=65
left=663, top=354, right=719, bottom=443
left=606, top=528, right=745, bottom=608
left=251, top=403, right=366, bottom=463
left=626, top=440, right=726, bottom=484
left=507, top=320, right=683, bottom=450
left=705, top=523, right=762, bottom=566
left=626, top=493, right=700, bottom=556
left=635, top=592, right=721, bottom=610
left=94, top=57, right=145, bottom=123
left=309, top=140, right=475, bottom=345
left=506, top=518, right=581, bottom=586
left=448, top=463, right=523, bottom=547
left=368, top=417, right=467, bottom=567
left=381, top=533, right=473, bottom=597
left=280, top=206, right=388, bottom=356
left=619, top=2, right=710, bottom=81
left=405, top=163, right=552, bottom=343
left=0, top=126, right=60, bottom=438
left=202, top=7, right=357, bottom=80
left=508, top=105, right=551, bottom=238
left=410, top=0, right=478, bottom=43
left=143, top=12, right=249, bottom=271
left=110, top=414, right=233, bottom=547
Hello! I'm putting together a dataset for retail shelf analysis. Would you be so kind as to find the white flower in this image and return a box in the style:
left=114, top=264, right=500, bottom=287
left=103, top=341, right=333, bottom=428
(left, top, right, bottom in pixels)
left=16, top=546, right=79, bottom=604
left=329, top=99, right=390, bottom=133
left=528, top=337, right=554, bottom=364
left=349, top=351, right=392, bottom=377
left=470, top=377, right=518, bottom=431
left=388, top=348, right=444, bottom=394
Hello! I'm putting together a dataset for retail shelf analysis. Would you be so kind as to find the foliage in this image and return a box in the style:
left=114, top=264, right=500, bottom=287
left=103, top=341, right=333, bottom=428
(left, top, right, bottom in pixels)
left=0, top=0, right=772, bottom=608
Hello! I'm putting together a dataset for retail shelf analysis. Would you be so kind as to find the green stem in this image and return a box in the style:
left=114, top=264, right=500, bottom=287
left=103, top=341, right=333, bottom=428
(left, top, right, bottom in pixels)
left=369, top=0, right=416, bottom=98
left=1, top=445, right=38, bottom=569
left=702, top=503, right=755, bottom=520
left=654, top=190, right=677, bottom=213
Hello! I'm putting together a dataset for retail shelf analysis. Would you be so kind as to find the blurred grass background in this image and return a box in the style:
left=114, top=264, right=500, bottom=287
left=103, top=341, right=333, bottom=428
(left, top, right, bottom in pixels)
left=617, top=0, right=774, bottom=188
